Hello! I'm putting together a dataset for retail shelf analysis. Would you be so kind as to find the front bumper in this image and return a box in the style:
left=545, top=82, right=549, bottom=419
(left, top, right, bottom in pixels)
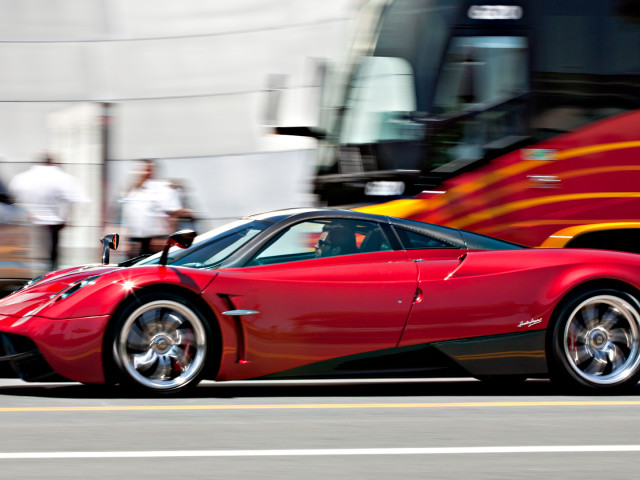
left=0, top=313, right=111, bottom=384
left=0, top=332, right=61, bottom=381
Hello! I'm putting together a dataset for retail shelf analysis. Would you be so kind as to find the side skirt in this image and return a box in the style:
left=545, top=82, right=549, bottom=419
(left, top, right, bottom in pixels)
left=258, top=330, right=548, bottom=380
left=432, top=330, right=548, bottom=377
left=260, top=344, right=466, bottom=380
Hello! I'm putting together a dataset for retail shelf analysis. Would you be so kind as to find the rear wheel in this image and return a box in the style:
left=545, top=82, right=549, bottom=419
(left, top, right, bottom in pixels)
left=111, top=292, right=210, bottom=394
left=550, top=288, right=640, bottom=391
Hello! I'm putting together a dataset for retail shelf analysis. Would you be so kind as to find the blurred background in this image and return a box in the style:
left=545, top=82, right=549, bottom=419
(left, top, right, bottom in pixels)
left=0, top=0, right=358, bottom=276
left=2, top=0, right=640, bottom=292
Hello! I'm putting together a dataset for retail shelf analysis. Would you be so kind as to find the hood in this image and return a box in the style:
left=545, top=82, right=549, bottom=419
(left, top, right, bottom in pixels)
left=0, top=264, right=122, bottom=317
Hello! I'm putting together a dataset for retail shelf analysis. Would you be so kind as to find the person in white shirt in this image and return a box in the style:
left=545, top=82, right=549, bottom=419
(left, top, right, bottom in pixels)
left=9, top=152, right=89, bottom=271
left=121, top=159, right=191, bottom=258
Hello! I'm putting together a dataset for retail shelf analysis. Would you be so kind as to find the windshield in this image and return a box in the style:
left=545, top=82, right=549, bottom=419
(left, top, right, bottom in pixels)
left=132, top=219, right=271, bottom=268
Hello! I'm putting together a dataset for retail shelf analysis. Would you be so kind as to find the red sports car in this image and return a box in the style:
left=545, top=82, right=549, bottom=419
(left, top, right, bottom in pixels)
left=1, top=208, right=640, bottom=394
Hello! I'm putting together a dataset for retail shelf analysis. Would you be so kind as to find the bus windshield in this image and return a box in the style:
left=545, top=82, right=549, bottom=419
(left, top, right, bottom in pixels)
left=317, top=0, right=532, bottom=202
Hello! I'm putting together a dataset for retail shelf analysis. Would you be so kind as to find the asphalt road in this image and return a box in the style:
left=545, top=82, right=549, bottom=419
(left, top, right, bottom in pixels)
left=1, top=377, right=640, bottom=479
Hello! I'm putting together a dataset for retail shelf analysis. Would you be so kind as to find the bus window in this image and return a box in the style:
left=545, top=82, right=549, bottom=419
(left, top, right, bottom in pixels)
left=433, top=37, right=528, bottom=113
left=429, top=36, right=529, bottom=171
left=339, top=56, right=423, bottom=146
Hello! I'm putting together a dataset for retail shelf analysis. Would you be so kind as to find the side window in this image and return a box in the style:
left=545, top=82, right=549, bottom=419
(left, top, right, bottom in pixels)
left=394, top=227, right=454, bottom=250
left=247, top=219, right=392, bottom=266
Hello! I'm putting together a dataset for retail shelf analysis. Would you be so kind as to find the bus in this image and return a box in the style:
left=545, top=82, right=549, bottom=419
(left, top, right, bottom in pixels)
left=279, top=0, right=640, bottom=252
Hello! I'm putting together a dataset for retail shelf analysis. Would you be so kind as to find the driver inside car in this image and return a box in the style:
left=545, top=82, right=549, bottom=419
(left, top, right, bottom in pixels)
left=315, top=224, right=357, bottom=258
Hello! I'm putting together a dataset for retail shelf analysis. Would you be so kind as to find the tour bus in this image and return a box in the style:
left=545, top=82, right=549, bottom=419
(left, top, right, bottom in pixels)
left=280, top=0, right=640, bottom=252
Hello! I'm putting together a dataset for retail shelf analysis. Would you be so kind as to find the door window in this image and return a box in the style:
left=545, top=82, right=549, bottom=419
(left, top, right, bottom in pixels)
left=247, top=219, right=392, bottom=266
left=393, top=226, right=457, bottom=250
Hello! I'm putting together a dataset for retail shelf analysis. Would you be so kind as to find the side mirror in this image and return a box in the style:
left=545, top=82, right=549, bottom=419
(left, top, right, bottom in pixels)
left=159, top=230, right=197, bottom=266
left=101, top=233, right=119, bottom=265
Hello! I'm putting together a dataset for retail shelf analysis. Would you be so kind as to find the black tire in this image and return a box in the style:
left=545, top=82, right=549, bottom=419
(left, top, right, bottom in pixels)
left=111, top=291, right=211, bottom=395
left=549, top=287, right=640, bottom=392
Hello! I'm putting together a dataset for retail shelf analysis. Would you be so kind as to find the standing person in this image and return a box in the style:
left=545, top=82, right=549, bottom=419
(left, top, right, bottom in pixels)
left=9, top=152, right=90, bottom=271
left=121, top=159, right=191, bottom=258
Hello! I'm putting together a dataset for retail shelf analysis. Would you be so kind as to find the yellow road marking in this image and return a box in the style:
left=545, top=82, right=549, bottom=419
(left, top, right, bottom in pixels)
left=3, top=401, right=640, bottom=412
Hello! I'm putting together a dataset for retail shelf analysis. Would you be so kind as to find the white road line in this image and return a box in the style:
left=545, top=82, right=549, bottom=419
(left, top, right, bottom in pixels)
left=1, top=445, right=640, bottom=459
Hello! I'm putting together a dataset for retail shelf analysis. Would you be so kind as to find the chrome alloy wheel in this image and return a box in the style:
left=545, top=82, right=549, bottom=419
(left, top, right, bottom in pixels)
left=563, top=294, right=640, bottom=385
left=115, top=300, right=207, bottom=391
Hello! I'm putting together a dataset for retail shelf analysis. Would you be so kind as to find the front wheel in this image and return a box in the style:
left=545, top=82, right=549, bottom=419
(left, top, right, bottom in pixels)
left=550, top=289, right=640, bottom=391
left=111, top=293, right=210, bottom=394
